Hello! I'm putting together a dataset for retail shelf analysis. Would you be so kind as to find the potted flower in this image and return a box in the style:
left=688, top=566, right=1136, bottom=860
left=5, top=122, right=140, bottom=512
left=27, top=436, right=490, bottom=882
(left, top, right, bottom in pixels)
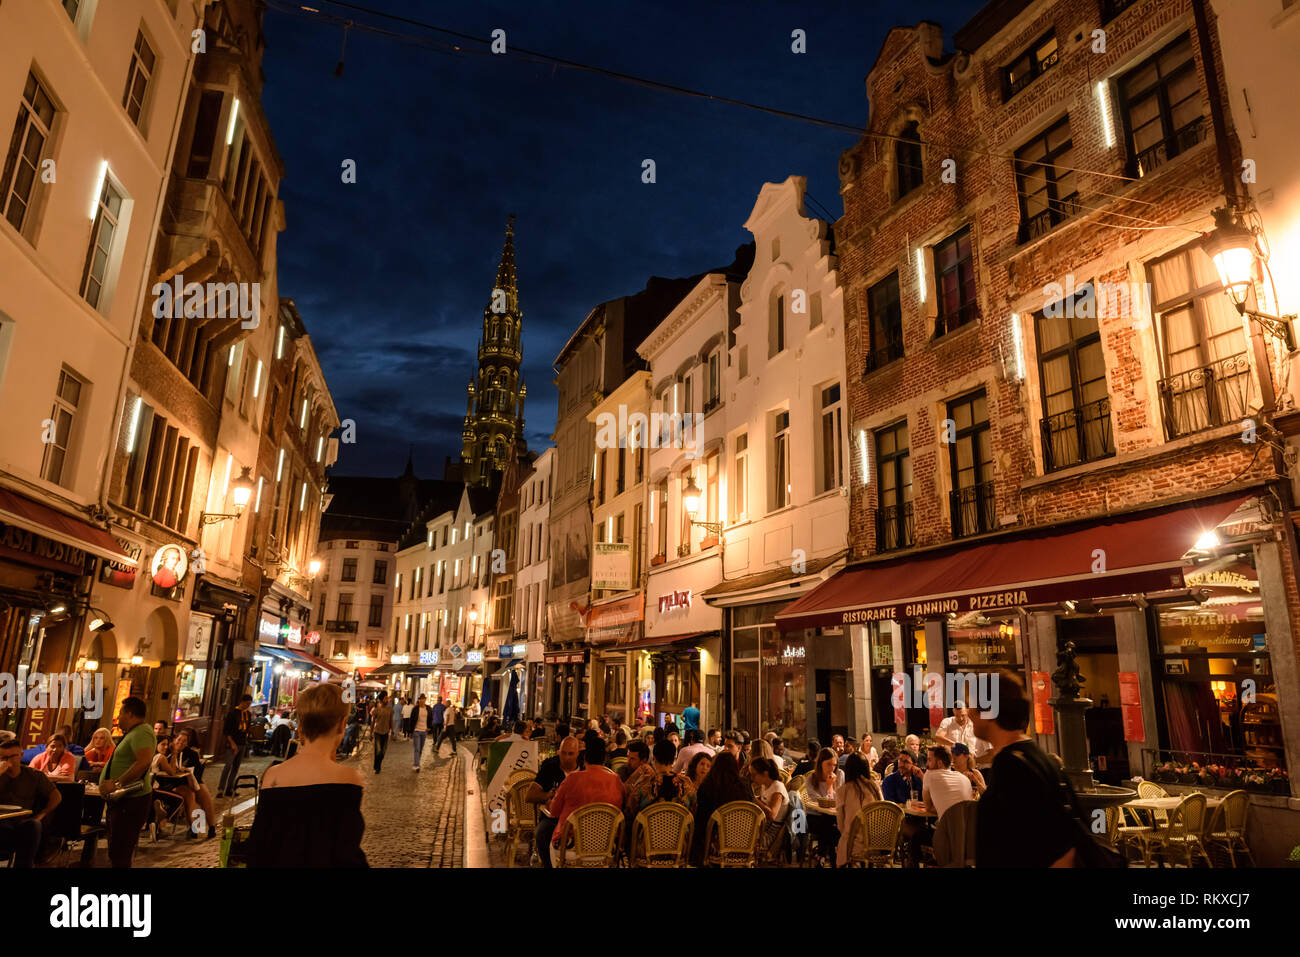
left=1180, top=762, right=1201, bottom=785
left=1270, top=768, right=1290, bottom=795
left=1153, top=761, right=1179, bottom=784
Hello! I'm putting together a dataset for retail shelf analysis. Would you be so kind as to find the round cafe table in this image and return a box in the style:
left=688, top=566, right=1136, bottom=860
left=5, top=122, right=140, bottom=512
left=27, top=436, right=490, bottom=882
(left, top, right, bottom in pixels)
left=903, top=801, right=938, bottom=818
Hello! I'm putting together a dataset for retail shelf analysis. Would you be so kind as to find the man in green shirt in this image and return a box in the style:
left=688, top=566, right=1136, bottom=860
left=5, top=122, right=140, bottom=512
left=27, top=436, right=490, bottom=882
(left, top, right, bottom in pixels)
left=99, top=696, right=156, bottom=868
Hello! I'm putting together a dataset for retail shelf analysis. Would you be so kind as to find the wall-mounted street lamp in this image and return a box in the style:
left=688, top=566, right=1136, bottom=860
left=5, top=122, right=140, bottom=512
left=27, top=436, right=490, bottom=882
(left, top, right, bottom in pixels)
left=682, top=475, right=724, bottom=538
left=287, top=557, right=322, bottom=589
left=199, top=466, right=255, bottom=527
left=1204, top=207, right=1296, bottom=342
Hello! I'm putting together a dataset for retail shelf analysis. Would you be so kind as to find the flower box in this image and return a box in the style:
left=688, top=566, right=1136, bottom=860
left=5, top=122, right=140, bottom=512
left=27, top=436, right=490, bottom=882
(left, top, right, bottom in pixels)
left=651, top=554, right=666, bottom=566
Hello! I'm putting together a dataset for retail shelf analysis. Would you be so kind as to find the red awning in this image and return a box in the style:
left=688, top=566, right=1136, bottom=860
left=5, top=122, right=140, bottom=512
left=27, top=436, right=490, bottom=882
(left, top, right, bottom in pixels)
left=619, top=631, right=714, bottom=651
left=298, top=651, right=348, bottom=676
left=776, top=494, right=1254, bottom=630
left=0, top=487, right=135, bottom=565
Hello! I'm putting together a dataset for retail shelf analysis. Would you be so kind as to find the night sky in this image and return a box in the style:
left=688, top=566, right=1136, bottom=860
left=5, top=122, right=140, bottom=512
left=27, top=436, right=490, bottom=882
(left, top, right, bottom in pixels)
left=259, top=0, right=983, bottom=478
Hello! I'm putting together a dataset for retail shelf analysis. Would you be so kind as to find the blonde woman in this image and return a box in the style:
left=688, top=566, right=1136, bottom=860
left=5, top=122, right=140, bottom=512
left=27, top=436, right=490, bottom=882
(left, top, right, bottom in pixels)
left=247, top=682, right=367, bottom=867
left=84, top=728, right=115, bottom=771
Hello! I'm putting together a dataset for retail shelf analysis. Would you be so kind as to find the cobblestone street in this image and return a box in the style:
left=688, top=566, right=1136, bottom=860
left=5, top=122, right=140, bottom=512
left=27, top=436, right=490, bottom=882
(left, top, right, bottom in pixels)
left=113, top=736, right=479, bottom=868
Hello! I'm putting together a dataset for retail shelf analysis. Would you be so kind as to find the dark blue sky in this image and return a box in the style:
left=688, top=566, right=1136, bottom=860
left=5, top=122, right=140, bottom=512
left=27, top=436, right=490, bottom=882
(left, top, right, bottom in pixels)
left=260, top=0, right=983, bottom=478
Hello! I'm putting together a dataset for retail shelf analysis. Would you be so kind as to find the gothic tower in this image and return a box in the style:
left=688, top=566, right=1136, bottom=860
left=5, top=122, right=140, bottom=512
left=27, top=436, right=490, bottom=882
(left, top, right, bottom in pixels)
left=461, top=216, right=527, bottom=486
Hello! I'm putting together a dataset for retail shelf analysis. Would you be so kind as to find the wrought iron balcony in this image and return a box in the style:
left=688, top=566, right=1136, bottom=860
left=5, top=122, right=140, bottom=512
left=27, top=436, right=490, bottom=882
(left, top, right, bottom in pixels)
left=864, top=331, right=904, bottom=373
left=325, top=619, right=359, bottom=634
left=935, top=301, right=979, bottom=339
left=949, top=481, right=996, bottom=539
left=1040, top=396, right=1115, bottom=473
left=876, top=502, right=915, bottom=552
left=1157, top=352, right=1253, bottom=441
left=1018, top=191, right=1081, bottom=244
left=1132, top=116, right=1208, bottom=178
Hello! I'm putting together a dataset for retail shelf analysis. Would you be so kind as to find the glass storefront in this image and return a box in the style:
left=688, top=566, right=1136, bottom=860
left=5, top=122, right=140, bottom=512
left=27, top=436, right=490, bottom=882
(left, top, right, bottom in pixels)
left=174, top=666, right=207, bottom=720
left=761, top=630, right=807, bottom=750
left=1152, top=552, right=1285, bottom=772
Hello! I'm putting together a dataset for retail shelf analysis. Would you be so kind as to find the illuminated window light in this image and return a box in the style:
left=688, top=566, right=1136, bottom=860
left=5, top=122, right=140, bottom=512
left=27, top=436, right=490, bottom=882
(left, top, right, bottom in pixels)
left=915, top=247, right=927, bottom=304
left=225, top=98, right=241, bottom=145
left=1011, top=312, right=1026, bottom=380
left=88, top=161, right=108, bottom=220
left=1096, top=81, right=1115, bottom=149
left=125, top=396, right=143, bottom=454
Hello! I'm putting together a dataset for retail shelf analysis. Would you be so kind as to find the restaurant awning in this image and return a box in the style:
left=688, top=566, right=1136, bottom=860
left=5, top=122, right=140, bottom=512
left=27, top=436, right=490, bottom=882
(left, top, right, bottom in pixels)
left=775, top=493, right=1254, bottom=631
left=0, top=486, right=135, bottom=565
left=293, top=650, right=348, bottom=676
left=619, top=630, right=714, bottom=652
left=454, top=662, right=481, bottom=675
left=368, top=663, right=405, bottom=676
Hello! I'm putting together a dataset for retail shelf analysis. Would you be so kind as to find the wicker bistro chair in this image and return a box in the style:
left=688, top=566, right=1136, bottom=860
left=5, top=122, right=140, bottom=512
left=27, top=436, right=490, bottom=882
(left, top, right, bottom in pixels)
left=507, top=768, right=536, bottom=789
left=555, top=803, right=625, bottom=868
left=844, top=802, right=905, bottom=868
left=1143, top=793, right=1212, bottom=868
left=705, top=800, right=766, bottom=868
left=1135, top=780, right=1171, bottom=826
left=505, top=779, right=537, bottom=868
left=609, top=756, right=628, bottom=775
left=631, top=802, right=694, bottom=867
left=1204, top=790, right=1254, bottom=868
left=932, top=800, right=979, bottom=867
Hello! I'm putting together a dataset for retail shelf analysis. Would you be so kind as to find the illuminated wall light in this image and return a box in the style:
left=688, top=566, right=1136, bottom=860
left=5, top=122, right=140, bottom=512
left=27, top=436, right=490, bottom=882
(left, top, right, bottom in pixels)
left=276, top=325, right=285, bottom=359
left=1011, top=312, right=1026, bottom=381
left=300, top=398, right=308, bottom=428
left=1096, top=81, right=1115, bottom=149
left=859, top=429, right=870, bottom=485
left=299, top=480, right=307, bottom=511
left=316, top=436, right=323, bottom=462
left=915, top=247, right=927, bottom=303
left=253, top=359, right=263, bottom=398
left=255, top=476, right=264, bottom=513
left=125, top=396, right=143, bottom=454
left=225, top=97, right=241, bottom=145
left=228, top=344, right=237, bottom=367
left=276, top=448, right=285, bottom=482
left=88, top=160, right=108, bottom=220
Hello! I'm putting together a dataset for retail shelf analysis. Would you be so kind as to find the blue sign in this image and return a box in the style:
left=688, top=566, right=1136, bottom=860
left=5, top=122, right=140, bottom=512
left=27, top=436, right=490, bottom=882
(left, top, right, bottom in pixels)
left=419, top=650, right=439, bottom=665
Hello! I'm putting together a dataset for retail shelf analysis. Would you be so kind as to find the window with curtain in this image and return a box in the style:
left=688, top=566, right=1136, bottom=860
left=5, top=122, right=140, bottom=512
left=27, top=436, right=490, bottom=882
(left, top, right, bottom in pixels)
left=1036, top=285, right=1113, bottom=472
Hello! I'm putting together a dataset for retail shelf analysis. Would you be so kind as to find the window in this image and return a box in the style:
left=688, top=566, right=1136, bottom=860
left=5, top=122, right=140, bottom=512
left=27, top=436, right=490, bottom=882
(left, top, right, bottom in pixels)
left=1003, top=32, right=1059, bottom=100
left=678, top=470, right=694, bottom=556
left=185, top=90, right=223, bottom=179
left=1015, top=116, right=1079, bottom=243
left=366, top=640, right=380, bottom=659
left=345, top=540, right=357, bottom=549
left=771, top=411, right=791, bottom=511
left=596, top=449, right=607, bottom=505
left=80, top=176, right=124, bottom=310
left=947, top=391, right=994, bottom=538
left=682, top=373, right=694, bottom=418
left=616, top=444, right=626, bottom=495
left=1119, top=33, right=1204, bottom=178
left=769, top=291, right=786, bottom=357
left=122, top=29, right=155, bottom=127
left=332, top=639, right=349, bottom=659
left=705, top=350, right=721, bottom=411
left=1149, top=243, right=1253, bottom=439
left=1037, top=286, right=1114, bottom=472
left=875, top=421, right=913, bottom=551
left=934, top=226, right=978, bottom=336
left=631, top=502, right=642, bottom=583
left=865, top=272, right=904, bottom=371
left=341, top=557, right=357, bottom=582
left=62, top=0, right=81, bottom=21
left=2, top=71, right=56, bottom=234
left=895, top=121, right=923, bottom=198
left=41, top=368, right=83, bottom=486
left=337, top=594, right=353, bottom=622
left=372, top=559, right=387, bottom=584
left=411, top=566, right=420, bottom=600
left=809, top=291, right=823, bottom=330
left=655, top=482, right=668, bottom=558
left=368, top=594, right=383, bottom=628
left=733, top=433, right=748, bottom=521
left=817, top=383, right=844, bottom=493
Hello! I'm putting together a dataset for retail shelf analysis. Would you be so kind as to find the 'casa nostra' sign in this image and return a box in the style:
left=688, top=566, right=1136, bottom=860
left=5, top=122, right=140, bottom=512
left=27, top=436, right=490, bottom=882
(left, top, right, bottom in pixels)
left=658, top=589, right=692, bottom=613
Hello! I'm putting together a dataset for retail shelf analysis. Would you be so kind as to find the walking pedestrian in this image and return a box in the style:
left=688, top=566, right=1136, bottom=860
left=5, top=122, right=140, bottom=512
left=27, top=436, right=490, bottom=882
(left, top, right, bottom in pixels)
left=247, top=682, right=367, bottom=867
left=429, top=696, right=446, bottom=751
left=217, top=693, right=253, bottom=797
left=371, top=691, right=394, bottom=773
left=98, top=696, right=156, bottom=868
left=397, top=696, right=413, bottom=738
left=410, top=694, right=434, bottom=771
left=439, top=699, right=459, bottom=755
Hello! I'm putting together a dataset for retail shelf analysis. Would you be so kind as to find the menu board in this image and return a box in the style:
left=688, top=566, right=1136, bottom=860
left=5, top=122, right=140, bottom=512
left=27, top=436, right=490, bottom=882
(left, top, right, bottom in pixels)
left=1118, top=671, right=1145, bottom=741
left=1031, top=671, right=1054, bottom=735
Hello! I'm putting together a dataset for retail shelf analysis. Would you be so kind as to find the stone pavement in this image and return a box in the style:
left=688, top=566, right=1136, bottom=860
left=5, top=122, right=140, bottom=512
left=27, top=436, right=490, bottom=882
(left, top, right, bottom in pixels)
left=89, top=733, right=483, bottom=868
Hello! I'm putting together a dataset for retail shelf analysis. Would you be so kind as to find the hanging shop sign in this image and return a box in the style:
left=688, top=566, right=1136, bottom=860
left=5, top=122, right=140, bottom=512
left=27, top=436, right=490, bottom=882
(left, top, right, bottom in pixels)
left=593, top=542, right=632, bottom=592
left=149, top=544, right=189, bottom=589
left=419, top=650, right=439, bottom=665
left=258, top=616, right=284, bottom=644
left=185, top=614, right=213, bottom=662
left=99, top=538, right=142, bottom=588
left=587, top=593, right=645, bottom=644
left=467, top=650, right=483, bottom=664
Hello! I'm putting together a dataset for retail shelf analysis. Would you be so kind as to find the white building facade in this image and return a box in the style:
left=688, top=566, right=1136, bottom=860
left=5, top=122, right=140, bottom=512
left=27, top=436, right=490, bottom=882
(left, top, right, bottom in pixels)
left=514, top=447, right=552, bottom=718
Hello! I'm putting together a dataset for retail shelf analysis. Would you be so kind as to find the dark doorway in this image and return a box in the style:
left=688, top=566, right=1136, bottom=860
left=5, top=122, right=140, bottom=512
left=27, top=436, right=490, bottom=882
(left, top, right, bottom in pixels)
left=814, top=670, right=849, bottom=744
left=1059, top=615, right=1128, bottom=784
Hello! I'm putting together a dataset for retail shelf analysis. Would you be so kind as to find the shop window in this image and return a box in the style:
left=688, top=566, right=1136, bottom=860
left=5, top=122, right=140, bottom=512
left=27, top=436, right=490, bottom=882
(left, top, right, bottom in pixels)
left=762, top=630, right=807, bottom=751
left=175, top=666, right=207, bottom=720
left=1151, top=554, right=1286, bottom=778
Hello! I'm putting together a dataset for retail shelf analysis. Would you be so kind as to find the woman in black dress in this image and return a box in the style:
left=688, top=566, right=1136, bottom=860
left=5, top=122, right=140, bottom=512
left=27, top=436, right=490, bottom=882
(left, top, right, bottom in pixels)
left=690, top=751, right=753, bottom=866
left=247, top=683, right=367, bottom=867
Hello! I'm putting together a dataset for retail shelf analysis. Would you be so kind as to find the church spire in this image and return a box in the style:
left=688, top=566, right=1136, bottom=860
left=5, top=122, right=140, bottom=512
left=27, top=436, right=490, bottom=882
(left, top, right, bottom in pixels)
left=461, top=216, right=527, bottom=486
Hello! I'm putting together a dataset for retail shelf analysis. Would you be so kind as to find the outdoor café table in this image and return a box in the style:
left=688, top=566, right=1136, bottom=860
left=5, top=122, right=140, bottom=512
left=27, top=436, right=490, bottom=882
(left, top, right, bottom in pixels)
left=804, top=800, right=836, bottom=816
left=1124, top=796, right=1223, bottom=812
left=903, top=800, right=938, bottom=818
